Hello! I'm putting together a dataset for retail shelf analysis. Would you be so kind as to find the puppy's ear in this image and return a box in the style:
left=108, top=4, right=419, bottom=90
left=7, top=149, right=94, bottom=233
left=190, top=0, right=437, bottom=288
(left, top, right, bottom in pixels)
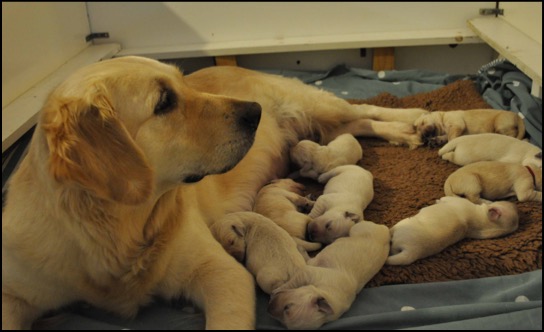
left=231, top=220, right=246, bottom=238
left=344, top=211, right=361, bottom=223
left=43, top=90, right=153, bottom=205
left=487, top=207, right=502, bottom=222
left=315, top=297, right=334, bottom=315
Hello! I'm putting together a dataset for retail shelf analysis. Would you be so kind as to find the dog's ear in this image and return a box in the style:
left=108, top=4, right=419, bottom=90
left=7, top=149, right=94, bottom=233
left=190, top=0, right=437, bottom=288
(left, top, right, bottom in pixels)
left=536, top=152, right=542, bottom=160
left=315, top=296, right=334, bottom=315
left=487, top=207, right=502, bottom=222
left=344, top=211, right=361, bottom=223
left=43, top=90, right=153, bottom=205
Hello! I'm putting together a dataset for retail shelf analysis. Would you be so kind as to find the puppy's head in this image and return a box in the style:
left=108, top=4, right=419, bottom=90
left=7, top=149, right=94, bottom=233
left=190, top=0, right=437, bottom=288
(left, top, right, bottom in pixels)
left=413, top=113, right=441, bottom=145
left=210, top=216, right=247, bottom=262
left=42, top=56, right=261, bottom=203
left=307, top=210, right=360, bottom=244
left=268, top=285, right=337, bottom=330
left=472, top=201, right=519, bottom=238
left=290, top=140, right=319, bottom=168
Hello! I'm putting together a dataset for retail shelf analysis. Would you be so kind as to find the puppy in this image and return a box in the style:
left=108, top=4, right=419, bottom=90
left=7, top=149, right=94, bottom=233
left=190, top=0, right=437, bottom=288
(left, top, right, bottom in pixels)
left=253, top=179, right=321, bottom=252
left=307, top=165, right=374, bottom=244
left=438, top=133, right=542, bottom=168
left=444, top=161, right=542, bottom=203
left=268, top=221, right=390, bottom=329
left=414, top=109, right=525, bottom=146
left=387, top=196, right=519, bottom=265
left=290, top=133, right=363, bottom=179
left=209, top=212, right=307, bottom=294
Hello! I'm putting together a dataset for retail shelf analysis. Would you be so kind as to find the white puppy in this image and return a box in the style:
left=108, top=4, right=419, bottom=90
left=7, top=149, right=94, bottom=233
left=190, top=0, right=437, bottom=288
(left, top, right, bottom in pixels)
left=387, top=196, right=519, bottom=265
left=307, top=165, right=374, bottom=244
left=210, top=212, right=307, bottom=294
left=444, top=161, right=542, bottom=203
left=414, top=109, right=525, bottom=147
left=268, top=221, right=390, bottom=329
left=253, top=179, right=319, bottom=251
left=438, top=133, right=542, bottom=168
left=290, top=133, right=363, bottom=179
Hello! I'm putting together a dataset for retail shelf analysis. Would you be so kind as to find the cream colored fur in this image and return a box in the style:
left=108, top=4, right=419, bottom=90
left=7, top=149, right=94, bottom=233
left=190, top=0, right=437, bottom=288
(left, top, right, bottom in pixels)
left=268, top=222, right=390, bottom=329
left=290, top=133, right=363, bottom=179
left=210, top=212, right=307, bottom=294
left=444, top=161, right=542, bottom=203
left=438, top=133, right=542, bottom=168
left=387, top=196, right=519, bottom=265
left=414, top=109, right=525, bottom=146
left=307, top=165, right=374, bottom=244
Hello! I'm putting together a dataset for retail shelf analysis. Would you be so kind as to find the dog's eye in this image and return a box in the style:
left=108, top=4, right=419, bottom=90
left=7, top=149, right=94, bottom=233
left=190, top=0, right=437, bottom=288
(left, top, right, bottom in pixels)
left=154, top=88, right=177, bottom=115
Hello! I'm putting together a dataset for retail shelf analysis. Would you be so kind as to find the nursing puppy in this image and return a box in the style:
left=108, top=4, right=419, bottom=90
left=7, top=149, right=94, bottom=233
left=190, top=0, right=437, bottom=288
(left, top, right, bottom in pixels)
left=414, top=109, right=525, bottom=146
left=307, top=165, right=374, bottom=244
left=253, top=179, right=321, bottom=252
left=438, top=133, right=542, bottom=168
left=387, top=196, right=519, bottom=265
left=444, top=161, right=542, bottom=203
left=290, top=133, right=363, bottom=179
left=268, top=221, right=390, bottom=329
left=210, top=212, right=307, bottom=294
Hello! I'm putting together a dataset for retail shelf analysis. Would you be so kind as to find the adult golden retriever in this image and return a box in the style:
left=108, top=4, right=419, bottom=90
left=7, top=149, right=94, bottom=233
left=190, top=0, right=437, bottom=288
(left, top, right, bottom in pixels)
left=2, top=56, right=421, bottom=329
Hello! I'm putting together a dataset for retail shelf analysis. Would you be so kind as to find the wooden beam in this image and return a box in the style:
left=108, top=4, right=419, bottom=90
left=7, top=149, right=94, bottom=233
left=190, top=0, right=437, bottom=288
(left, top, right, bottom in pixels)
left=215, top=55, right=238, bottom=66
left=372, top=47, right=395, bottom=71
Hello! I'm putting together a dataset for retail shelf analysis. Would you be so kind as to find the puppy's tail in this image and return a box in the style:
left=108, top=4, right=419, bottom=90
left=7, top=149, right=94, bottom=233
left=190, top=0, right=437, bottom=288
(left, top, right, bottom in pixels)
left=386, top=250, right=418, bottom=266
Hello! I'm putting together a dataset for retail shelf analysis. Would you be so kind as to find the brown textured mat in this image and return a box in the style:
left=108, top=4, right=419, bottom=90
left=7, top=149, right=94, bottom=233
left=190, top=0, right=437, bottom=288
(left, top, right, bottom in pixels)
left=300, top=79, right=542, bottom=287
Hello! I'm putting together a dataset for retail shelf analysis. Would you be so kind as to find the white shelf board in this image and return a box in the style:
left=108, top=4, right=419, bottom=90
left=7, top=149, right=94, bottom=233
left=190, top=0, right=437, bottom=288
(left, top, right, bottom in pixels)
left=2, top=43, right=121, bottom=152
left=116, top=28, right=482, bottom=59
left=468, top=17, right=542, bottom=87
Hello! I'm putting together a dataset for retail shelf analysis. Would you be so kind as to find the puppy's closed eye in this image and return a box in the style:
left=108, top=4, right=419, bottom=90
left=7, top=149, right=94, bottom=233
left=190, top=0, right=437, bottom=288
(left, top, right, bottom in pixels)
left=154, top=88, right=177, bottom=115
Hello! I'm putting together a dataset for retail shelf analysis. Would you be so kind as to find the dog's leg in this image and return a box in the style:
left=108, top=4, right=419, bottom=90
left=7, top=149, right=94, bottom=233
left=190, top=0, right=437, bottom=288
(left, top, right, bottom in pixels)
left=324, top=118, right=422, bottom=149
left=2, top=293, right=43, bottom=330
left=353, top=104, right=430, bottom=125
left=308, top=196, right=330, bottom=218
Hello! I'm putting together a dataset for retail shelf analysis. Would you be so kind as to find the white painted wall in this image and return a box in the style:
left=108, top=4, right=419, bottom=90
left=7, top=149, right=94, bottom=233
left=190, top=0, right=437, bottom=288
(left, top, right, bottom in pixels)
left=88, top=2, right=492, bottom=58
left=2, top=2, right=90, bottom=109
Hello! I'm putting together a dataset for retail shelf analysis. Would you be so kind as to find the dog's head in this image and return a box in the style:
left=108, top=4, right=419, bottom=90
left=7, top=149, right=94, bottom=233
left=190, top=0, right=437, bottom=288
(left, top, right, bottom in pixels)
left=268, top=285, right=339, bottom=329
left=413, top=113, right=444, bottom=146
left=41, top=56, right=261, bottom=204
left=307, top=210, right=360, bottom=244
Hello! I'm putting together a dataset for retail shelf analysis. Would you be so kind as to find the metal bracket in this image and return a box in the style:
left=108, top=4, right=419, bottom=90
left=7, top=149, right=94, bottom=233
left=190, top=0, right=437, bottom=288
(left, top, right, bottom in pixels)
left=479, top=8, right=504, bottom=16
left=85, top=32, right=110, bottom=42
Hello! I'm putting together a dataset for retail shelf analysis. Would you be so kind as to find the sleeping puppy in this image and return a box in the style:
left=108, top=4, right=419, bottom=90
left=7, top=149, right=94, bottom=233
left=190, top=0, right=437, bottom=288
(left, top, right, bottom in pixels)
left=268, top=221, right=390, bottom=329
left=209, top=212, right=307, bottom=294
left=307, top=165, right=374, bottom=244
left=290, top=133, right=363, bottom=179
left=444, top=161, right=542, bottom=203
left=438, top=133, right=542, bottom=168
left=387, top=196, right=519, bottom=266
left=414, top=109, right=525, bottom=147
left=253, top=179, right=321, bottom=252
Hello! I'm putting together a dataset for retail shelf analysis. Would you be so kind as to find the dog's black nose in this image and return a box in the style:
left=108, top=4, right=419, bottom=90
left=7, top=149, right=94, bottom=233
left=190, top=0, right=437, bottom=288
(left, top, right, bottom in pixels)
left=236, top=101, right=262, bottom=133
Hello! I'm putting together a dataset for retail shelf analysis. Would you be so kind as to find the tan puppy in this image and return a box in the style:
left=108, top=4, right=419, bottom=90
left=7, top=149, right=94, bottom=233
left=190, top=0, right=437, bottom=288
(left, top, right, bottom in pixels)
left=444, top=161, right=542, bottom=203
left=268, top=221, right=390, bottom=329
left=210, top=212, right=308, bottom=294
left=290, top=133, right=363, bottom=179
left=307, top=165, right=374, bottom=244
left=387, top=196, right=519, bottom=265
left=438, top=133, right=542, bottom=168
left=414, top=109, right=525, bottom=146
left=253, top=179, right=321, bottom=252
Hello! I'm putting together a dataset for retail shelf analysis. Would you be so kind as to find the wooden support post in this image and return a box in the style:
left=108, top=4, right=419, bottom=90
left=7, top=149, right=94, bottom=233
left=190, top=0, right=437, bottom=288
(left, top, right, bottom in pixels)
left=214, top=55, right=238, bottom=66
left=372, top=47, right=395, bottom=71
